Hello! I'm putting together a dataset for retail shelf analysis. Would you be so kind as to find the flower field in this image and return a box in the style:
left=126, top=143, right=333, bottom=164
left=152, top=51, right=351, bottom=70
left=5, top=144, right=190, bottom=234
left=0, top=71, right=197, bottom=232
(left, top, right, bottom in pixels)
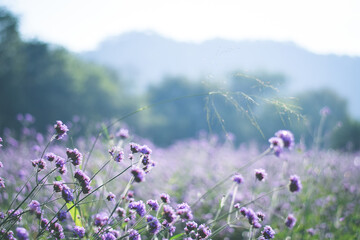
left=0, top=119, right=359, bottom=240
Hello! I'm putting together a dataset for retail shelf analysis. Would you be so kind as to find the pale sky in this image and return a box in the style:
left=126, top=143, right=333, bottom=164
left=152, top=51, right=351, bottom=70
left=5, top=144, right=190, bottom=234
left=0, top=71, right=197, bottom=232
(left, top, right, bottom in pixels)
left=2, top=0, right=360, bottom=56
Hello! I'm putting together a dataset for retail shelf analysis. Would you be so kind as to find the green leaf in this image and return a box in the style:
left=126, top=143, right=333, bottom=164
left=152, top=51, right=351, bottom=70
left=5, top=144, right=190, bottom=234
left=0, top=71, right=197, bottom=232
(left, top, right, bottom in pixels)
left=66, top=201, right=83, bottom=227
left=170, top=233, right=185, bottom=240
left=55, top=176, right=62, bottom=181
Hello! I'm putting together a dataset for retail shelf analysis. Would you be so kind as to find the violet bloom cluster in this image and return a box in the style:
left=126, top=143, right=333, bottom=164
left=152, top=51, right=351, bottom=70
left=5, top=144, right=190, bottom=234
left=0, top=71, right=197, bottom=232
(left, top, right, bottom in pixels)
left=147, top=199, right=159, bottom=211
left=46, top=153, right=67, bottom=174
left=16, top=227, right=29, bottom=240
left=162, top=205, right=176, bottom=224
left=66, top=148, right=82, bottom=166
left=197, top=224, right=211, bottom=239
left=109, top=147, right=124, bottom=163
left=73, top=226, right=85, bottom=238
left=28, top=200, right=41, bottom=217
left=233, top=174, right=244, bottom=184
left=268, top=130, right=294, bottom=156
left=61, top=184, right=74, bottom=203
left=160, top=193, right=171, bottom=204
left=54, top=120, right=69, bottom=140
left=184, top=221, right=198, bottom=234
left=131, top=167, right=146, bottom=183
left=0, top=137, right=3, bottom=147
left=107, top=192, right=116, bottom=201
left=285, top=214, right=297, bottom=228
left=128, top=229, right=141, bottom=240
left=50, top=222, right=65, bottom=239
left=255, top=169, right=267, bottom=181
left=289, top=175, right=302, bottom=193
left=261, top=225, right=275, bottom=239
left=146, top=215, right=162, bottom=235
left=94, top=212, right=109, bottom=227
left=176, top=202, right=193, bottom=221
left=129, top=200, right=146, bottom=217
left=31, top=158, right=46, bottom=172
left=0, top=177, right=5, bottom=189
left=116, top=128, right=129, bottom=139
left=74, top=169, right=92, bottom=194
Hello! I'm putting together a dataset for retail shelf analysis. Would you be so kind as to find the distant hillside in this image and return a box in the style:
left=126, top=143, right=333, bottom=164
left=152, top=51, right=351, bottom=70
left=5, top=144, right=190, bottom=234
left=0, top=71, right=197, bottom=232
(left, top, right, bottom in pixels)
left=81, top=31, right=360, bottom=119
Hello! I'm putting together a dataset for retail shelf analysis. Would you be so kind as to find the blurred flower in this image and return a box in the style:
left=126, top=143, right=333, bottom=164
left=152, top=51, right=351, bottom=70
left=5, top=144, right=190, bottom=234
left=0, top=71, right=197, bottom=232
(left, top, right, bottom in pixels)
left=184, top=221, right=198, bottom=234
left=176, top=202, right=193, bottom=221
left=129, top=200, right=146, bottom=217
left=57, top=210, right=67, bottom=222
left=61, top=184, right=74, bottom=203
left=289, top=175, right=302, bottom=193
left=147, top=199, right=159, bottom=211
left=255, top=169, right=267, bottom=181
left=0, top=178, right=5, bottom=189
left=66, top=148, right=82, bottom=166
left=140, top=145, right=152, bottom=155
left=54, top=120, right=69, bottom=140
left=261, top=225, right=275, bottom=239
left=320, top=106, right=331, bottom=117
left=94, top=212, right=109, bottom=227
left=128, top=229, right=140, bottom=240
left=102, top=232, right=116, bottom=240
left=131, top=167, right=146, bottom=183
left=73, top=226, right=85, bottom=238
left=16, top=227, right=29, bottom=240
left=160, top=193, right=171, bottom=203
left=0, top=137, right=3, bottom=147
left=146, top=215, right=161, bottom=234
left=130, top=142, right=141, bottom=154
left=197, top=224, right=211, bottom=239
left=116, top=207, right=126, bottom=218
left=233, top=174, right=244, bottom=184
left=116, top=128, right=129, bottom=139
left=28, top=200, right=41, bottom=213
left=163, top=205, right=176, bottom=224
left=107, top=192, right=116, bottom=202
left=275, top=130, right=295, bottom=149
left=285, top=214, right=297, bottom=228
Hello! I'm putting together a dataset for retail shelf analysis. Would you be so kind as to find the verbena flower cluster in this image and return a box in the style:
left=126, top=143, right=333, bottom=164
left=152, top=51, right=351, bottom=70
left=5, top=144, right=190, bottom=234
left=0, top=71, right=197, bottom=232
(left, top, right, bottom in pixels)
left=0, top=121, right=311, bottom=239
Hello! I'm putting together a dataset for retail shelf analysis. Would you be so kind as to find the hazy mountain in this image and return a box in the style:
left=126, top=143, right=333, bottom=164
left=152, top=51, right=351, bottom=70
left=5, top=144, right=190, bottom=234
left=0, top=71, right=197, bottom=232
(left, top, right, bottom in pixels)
left=81, top=31, right=360, bottom=119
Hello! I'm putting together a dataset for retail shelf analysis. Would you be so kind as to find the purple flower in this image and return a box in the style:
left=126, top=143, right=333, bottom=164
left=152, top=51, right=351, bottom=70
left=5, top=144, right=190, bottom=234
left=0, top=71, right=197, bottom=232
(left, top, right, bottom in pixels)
left=197, top=224, right=211, bottom=239
left=240, top=207, right=248, bottom=217
left=45, top=152, right=57, bottom=162
left=131, top=167, right=146, bottom=183
left=289, top=175, right=302, bottom=193
left=94, top=212, right=109, bottom=227
left=61, top=185, right=74, bottom=203
left=50, top=222, right=65, bottom=239
left=184, top=221, right=198, bottom=234
left=53, top=181, right=64, bottom=192
left=320, top=106, right=331, bottom=116
left=140, top=145, right=152, bottom=155
left=31, top=159, right=46, bottom=171
left=0, top=177, right=5, bottom=188
left=261, top=225, right=275, bottom=239
left=130, top=142, right=141, bottom=153
left=54, top=121, right=69, bottom=140
left=107, top=192, right=116, bottom=201
left=285, top=214, right=297, bottom=229
left=147, top=199, right=159, bottom=211
left=28, top=200, right=40, bottom=213
left=40, top=218, right=49, bottom=229
left=129, top=200, right=146, bottom=217
left=233, top=174, right=243, bottom=184
left=255, top=169, right=267, bottom=181
left=163, top=205, right=176, bottom=224
left=66, top=148, right=83, bottom=166
left=16, top=227, right=29, bottom=240
left=246, top=208, right=258, bottom=225
left=116, top=128, right=129, bottom=139
left=146, top=215, right=161, bottom=234
left=0, top=137, right=3, bottom=147
left=102, top=233, right=116, bottom=240
left=55, top=157, right=66, bottom=168
left=257, top=211, right=265, bottom=222
left=275, top=130, right=295, bottom=149
left=116, top=207, right=126, bottom=218
left=74, top=169, right=92, bottom=194
left=73, top=226, right=85, bottom=238
left=57, top=210, right=67, bottom=221
left=268, top=137, right=284, bottom=149
left=160, top=193, right=171, bottom=203
left=176, top=202, right=193, bottom=221
left=128, top=229, right=141, bottom=240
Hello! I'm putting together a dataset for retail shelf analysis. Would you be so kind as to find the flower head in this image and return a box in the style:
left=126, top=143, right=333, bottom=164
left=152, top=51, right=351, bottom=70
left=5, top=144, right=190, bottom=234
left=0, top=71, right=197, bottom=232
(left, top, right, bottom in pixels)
left=129, top=200, right=146, bottom=217
left=197, top=224, right=211, bottom=239
left=275, top=130, right=295, bottom=149
left=261, top=225, right=275, bottom=239
left=289, top=175, right=302, bottom=193
left=73, top=226, right=85, bottom=238
left=16, top=227, right=29, bottom=240
left=54, top=121, right=69, bottom=140
left=128, top=229, right=140, bottom=240
left=147, top=199, right=159, bottom=211
left=255, top=169, right=267, bottom=181
left=160, top=193, right=170, bottom=203
left=131, top=167, right=146, bottom=183
left=233, top=174, right=244, bottom=184
left=285, top=214, right=297, bottom=228
left=66, top=148, right=83, bottom=166
left=146, top=215, right=161, bottom=234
